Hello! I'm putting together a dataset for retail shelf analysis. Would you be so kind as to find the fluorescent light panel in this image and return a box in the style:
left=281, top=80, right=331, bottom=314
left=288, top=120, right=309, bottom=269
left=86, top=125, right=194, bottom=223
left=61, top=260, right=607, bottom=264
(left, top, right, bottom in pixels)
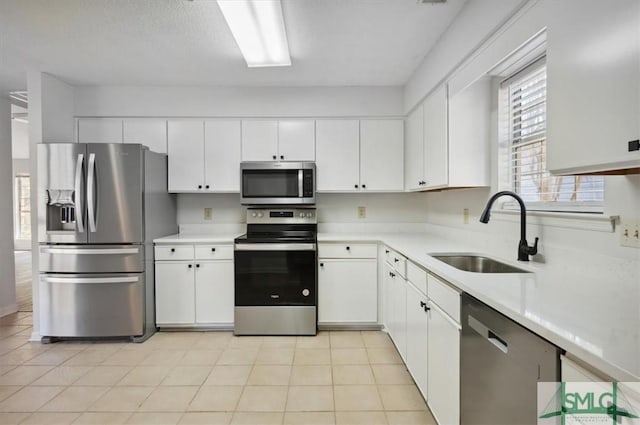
left=217, top=0, right=291, bottom=67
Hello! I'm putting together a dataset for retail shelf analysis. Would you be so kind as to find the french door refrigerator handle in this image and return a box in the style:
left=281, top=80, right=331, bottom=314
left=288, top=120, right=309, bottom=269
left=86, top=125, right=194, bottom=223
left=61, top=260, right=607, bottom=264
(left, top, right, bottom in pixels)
left=74, top=154, right=85, bottom=233
left=87, top=153, right=97, bottom=232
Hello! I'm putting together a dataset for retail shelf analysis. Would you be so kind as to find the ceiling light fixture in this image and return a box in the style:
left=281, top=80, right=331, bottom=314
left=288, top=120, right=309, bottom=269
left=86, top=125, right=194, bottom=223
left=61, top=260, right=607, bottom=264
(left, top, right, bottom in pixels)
left=217, top=0, right=291, bottom=67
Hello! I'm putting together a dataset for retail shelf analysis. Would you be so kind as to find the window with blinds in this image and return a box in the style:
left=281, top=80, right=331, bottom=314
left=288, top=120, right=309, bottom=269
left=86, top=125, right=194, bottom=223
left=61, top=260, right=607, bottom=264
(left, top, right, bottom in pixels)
left=500, top=60, right=604, bottom=212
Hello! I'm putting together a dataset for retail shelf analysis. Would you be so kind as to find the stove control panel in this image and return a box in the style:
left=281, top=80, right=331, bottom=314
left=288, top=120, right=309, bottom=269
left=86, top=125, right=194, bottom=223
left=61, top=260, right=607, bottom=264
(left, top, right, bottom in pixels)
left=247, top=208, right=317, bottom=224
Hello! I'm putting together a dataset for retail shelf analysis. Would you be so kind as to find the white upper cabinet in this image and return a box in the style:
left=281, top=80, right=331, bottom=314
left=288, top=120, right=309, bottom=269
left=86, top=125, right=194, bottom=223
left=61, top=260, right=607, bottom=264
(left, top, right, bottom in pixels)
left=423, top=85, right=448, bottom=188
left=360, top=119, right=404, bottom=191
left=316, top=120, right=360, bottom=191
left=123, top=119, right=167, bottom=153
left=278, top=120, right=316, bottom=161
left=167, top=120, right=205, bottom=192
left=447, top=78, right=491, bottom=188
left=205, top=120, right=241, bottom=192
left=241, top=120, right=279, bottom=161
left=404, top=105, right=424, bottom=191
left=241, top=119, right=315, bottom=162
left=547, top=0, right=640, bottom=174
left=78, top=118, right=123, bottom=143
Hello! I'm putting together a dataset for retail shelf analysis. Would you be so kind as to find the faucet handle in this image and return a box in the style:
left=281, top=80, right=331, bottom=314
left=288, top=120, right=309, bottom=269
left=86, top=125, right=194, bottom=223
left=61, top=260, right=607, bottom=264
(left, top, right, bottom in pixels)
left=528, top=237, right=539, bottom=256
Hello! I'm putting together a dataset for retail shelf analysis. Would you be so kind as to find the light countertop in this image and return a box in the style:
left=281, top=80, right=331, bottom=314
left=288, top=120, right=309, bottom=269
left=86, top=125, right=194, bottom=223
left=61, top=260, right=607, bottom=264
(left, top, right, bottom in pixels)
left=154, top=231, right=639, bottom=381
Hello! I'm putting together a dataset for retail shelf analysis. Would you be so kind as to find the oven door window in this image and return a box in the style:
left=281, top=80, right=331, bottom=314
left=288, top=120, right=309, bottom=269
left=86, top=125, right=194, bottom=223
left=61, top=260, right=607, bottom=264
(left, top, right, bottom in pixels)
left=242, top=170, right=299, bottom=198
left=235, top=250, right=316, bottom=306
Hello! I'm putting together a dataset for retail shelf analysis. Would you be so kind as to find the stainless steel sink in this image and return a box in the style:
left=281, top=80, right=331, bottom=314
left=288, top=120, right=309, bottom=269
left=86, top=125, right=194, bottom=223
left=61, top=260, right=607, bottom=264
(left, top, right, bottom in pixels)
left=429, top=253, right=531, bottom=274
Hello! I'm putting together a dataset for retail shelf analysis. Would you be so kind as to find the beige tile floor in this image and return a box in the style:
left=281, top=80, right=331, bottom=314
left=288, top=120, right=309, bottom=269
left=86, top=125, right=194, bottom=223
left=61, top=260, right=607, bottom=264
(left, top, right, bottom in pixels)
left=0, top=312, right=437, bottom=425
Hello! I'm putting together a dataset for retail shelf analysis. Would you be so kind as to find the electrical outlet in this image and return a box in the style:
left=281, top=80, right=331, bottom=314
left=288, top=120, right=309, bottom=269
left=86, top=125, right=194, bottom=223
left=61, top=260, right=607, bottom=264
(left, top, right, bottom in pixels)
left=204, top=208, right=213, bottom=221
left=620, top=219, right=640, bottom=248
left=358, top=206, right=366, bottom=219
left=463, top=208, right=469, bottom=224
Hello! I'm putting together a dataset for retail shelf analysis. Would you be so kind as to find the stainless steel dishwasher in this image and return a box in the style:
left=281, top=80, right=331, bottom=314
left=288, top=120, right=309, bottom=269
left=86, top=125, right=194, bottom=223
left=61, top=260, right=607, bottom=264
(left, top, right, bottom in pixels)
left=461, top=293, right=560, bottom=425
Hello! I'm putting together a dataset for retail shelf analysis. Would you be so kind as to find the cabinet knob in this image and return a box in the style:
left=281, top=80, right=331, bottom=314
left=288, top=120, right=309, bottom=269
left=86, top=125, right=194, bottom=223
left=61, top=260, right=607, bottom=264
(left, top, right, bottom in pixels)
left=205, top=185, right=210, bottom=189
left=273, top=155, right=277, bottom=160
left=280, top=155, right=284, bottom=160
left=188, top=264, right=192, bottom=268
left=385, top=250, right=389, bottom=254
left=196, top=264, right=200, bottom=268
left=170, top=248, right=175, bottom=253
left=389, top=272, right=395, bottom=277
left=345, top=246, right=350, bottom=251
left=362, top=184, right=366, bottom=189
left=211, top=248, right=216, bottom=252
left=420, top=301, right=426, bottom=308
left=320, top=262, right=324, bottom=267
left=394, top=258, right=399, bottom=263
left=198, top=185, right=202, bottom=189
left=354, top=184, right=359, bottom=189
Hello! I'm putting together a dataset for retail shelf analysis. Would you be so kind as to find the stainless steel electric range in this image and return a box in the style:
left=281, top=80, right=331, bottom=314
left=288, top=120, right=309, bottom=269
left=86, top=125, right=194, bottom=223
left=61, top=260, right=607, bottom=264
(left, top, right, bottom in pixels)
left=234, top=207, right=317, bottom=336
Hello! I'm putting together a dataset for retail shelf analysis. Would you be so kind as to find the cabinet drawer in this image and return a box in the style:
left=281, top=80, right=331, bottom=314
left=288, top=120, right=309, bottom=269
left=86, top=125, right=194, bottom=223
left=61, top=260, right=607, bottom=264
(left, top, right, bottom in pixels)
left=388, top=250, right=407, bottom=278
left=155, top=245, right=194, bottom=261
left=318, top=243, right=377, bottom=259
left=194, top=245, right=233, bottom=260
left=428, top=274, right=460, bottom=323
left=407, top=261, right=427, bottom=295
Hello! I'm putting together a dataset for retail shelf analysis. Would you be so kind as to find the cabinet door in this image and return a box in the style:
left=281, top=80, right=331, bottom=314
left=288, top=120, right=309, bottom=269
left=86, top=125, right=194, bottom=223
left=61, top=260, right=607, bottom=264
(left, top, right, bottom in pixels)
left=315, top=120, right=360, bottom=191
left=423, top=86, right=448, bottom=188
left=123, top=119, right=167, bottom=153
left=427, top=304, right=460, bottom=425
left=392, top=275, right=407, bottom=361
left=195, top=261, right=234, bottom=324
left=318, top=259, right=377, bottom=323
left=382, top=262, right=395, bottom=334
left=204, top=120, right=241, bottom=192
left=360, top=120, right=404, bottom=191
left=241, top=120, right=278, bottom=161
left=155, top=262, right=195, bottom=325
left=278, top=120, right=315, bottom=161
left=167, top=120, right=204, bottom=192
left=78, top=119, right=123, bottom=143
left=547, top=0, right=640, bottom=174
left=404, top=106, right=424, bottom=190
left=406, top=283, right=429, bottom=400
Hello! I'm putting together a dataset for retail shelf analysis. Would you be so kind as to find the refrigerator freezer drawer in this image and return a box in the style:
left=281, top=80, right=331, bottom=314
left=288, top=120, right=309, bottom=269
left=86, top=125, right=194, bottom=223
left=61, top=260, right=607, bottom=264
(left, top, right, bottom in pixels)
left=39, top=273, right=144, bottom=338
left=39, top=245, right=144, bottom=273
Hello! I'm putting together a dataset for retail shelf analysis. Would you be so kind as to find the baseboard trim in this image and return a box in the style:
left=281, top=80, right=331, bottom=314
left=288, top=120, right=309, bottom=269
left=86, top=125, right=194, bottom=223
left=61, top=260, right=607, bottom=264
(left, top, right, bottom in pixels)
left=0, top=303, right=18, bottom=318
left=318, top=323, right=383, bottom=331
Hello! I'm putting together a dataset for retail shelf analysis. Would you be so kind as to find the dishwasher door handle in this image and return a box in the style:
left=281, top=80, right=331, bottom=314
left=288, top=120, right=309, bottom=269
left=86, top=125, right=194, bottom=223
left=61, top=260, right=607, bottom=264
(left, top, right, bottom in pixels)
left=468, top=314, right=508, bottom=354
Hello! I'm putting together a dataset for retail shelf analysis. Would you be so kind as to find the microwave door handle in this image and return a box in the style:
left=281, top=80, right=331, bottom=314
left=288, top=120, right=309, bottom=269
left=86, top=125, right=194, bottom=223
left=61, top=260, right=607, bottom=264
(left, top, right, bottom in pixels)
left=298, top=169, right=303, bottom=198
left=74, top=154, right=85, bottom=233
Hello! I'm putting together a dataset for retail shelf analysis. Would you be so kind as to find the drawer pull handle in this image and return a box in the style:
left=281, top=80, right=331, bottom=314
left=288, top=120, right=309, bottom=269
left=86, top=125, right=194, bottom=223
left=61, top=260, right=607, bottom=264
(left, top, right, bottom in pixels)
left=394, top=258, right=399, bottom=263
left=385, top=250, right=389, bottom=254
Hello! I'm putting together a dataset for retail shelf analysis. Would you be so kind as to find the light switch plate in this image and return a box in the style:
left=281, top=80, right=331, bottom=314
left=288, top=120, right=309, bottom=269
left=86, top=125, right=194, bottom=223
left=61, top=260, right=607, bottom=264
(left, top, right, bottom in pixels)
left=463, top=208, right=469, bottom=224
left=358, top=206, right=366, bottom=219
left=620, top=219, right=640, bottom=248
left=204, top=208, right=213, bottom=221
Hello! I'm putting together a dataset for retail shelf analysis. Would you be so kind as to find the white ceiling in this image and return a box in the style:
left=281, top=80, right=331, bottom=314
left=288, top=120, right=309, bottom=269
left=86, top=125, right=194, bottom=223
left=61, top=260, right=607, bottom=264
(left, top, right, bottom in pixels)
left=0, top=0, right=466, bottom=94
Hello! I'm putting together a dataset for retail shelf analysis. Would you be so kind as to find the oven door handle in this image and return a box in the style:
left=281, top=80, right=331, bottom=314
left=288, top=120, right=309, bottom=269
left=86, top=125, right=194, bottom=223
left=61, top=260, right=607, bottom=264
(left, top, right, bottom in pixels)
left=235, top=243, right=316, bottom=251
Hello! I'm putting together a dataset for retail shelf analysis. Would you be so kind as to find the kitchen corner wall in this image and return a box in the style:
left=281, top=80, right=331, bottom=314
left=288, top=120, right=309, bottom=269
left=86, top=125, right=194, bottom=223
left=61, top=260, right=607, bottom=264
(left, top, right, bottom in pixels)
left=0, top=96, right=17, bottom=317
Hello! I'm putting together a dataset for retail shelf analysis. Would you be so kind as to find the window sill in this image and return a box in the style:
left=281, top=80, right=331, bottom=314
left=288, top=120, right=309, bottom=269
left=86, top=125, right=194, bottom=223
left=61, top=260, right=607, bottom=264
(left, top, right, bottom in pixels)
left=492, top=209, right=614, bottom=233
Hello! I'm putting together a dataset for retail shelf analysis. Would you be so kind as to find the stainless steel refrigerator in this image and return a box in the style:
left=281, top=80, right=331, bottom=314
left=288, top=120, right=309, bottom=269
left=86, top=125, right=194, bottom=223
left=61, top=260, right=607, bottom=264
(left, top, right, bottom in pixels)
left=37, top=143, right=177, bottom=341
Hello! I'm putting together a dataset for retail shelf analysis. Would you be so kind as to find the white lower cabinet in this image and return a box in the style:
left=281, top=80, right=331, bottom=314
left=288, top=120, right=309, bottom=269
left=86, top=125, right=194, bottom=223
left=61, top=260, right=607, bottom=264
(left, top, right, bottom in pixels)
left=155, top=243, right=233, bottom=327
left=318, top=242, right=378, bottom=325
left=194, top=261, right=234, bottom=324
left=427, top=302, right=461, bottom=425
left=318, top=259, right=377, bottom=323
left=155, top=261, right=195, bottom=325
left=405, top=282, right=429, bottom=399
left=384, top=256, right=407, bottom=361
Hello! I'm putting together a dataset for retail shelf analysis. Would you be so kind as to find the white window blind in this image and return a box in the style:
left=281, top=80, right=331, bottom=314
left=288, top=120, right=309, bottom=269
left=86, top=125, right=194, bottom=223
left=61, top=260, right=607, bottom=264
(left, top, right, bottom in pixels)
left=501, top=61, right=604, bottom=212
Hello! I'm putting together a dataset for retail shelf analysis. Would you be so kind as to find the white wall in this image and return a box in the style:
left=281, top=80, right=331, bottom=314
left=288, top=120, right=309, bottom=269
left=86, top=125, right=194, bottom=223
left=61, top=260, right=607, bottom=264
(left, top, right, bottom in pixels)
left=404, top=0, right=527, bottom=112
left=74, top=86, right=404, bottom=118
left=177, top=192, right=429, bottom=228
left=27, top=72, right=76, bottom=337
left=11, top=105, right=29, bottom=159
left=0, top=97, right=17, bottom=317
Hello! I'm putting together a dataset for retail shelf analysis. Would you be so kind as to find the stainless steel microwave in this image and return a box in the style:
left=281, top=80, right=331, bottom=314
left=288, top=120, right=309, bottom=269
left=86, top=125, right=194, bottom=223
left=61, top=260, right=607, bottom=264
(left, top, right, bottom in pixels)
left=240, top=162, right=316, bottom=205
